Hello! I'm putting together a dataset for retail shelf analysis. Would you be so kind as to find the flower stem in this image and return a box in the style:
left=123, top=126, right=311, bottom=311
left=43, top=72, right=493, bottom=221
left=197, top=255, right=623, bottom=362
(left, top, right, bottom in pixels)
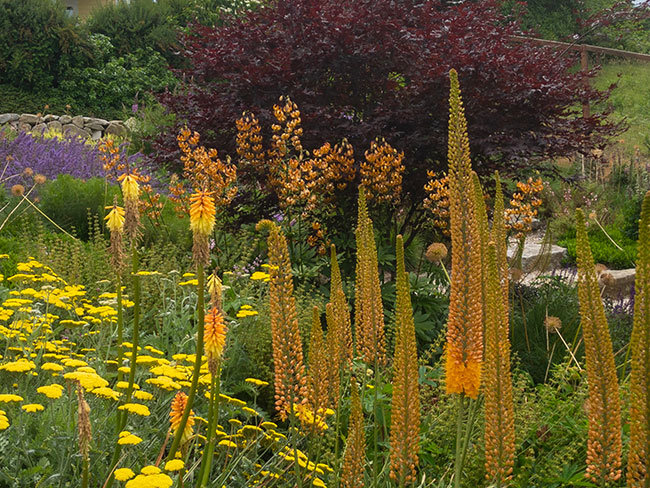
left=454, top=394, right=466, bottom=488
left=197, top=362, right=221, bottom=488
left=168, top=264, right=206, bottom=461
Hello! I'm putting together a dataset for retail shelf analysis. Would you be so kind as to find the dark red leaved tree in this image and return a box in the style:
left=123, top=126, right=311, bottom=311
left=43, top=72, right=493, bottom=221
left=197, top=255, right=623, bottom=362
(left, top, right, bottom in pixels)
left=152, top=0, right=621, bottom=205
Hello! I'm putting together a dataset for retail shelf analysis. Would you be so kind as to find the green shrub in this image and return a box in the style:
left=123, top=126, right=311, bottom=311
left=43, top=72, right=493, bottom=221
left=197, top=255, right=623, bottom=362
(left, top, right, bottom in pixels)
left=0, top=0, right=92, bottom=91
left=37, top=176, right=120, bottom=241
left=59, top=46, right=177, bottom=116
left=559, top=224, right=636, bottom=269
left=85, top=0, right=182, bottom=64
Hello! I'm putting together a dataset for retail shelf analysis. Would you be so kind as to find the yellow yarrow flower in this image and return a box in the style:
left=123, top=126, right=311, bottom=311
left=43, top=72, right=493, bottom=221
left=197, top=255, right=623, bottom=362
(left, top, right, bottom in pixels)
left=37, top=384, right=64, bottom=399
left=0, top=359, right=36, bottom=373
left=164, top=459, right=184, bottom=472
left=118, top=431, right=143, bottom=445
left=105, top=205, right=125, bottom=233
left=114, top=468, right=135, bottom=481
left=118, top=403, right=150, bottom=416
left=22, top=403, right=44, bottom=413
left=189, top=189, right=216, bottom=236
left=0, top=394, right=23, bottom=403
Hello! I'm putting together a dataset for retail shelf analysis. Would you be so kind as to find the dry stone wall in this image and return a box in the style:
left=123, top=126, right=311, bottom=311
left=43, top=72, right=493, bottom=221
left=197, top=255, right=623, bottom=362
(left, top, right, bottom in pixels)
left=0, top=113, right=128, bottom=140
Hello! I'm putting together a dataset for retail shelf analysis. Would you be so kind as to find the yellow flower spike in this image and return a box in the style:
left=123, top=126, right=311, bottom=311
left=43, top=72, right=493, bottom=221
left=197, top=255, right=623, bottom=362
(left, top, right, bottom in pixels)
left=189, top=189, right=216, bottom=237
left=169, top=391, right=194, bottom=445
left=119, top=173, right=140, bottom=202
left=444, top=69, right=483, bottom=399
left=104, top=205, right=125, bottom=234
left=204, top=307, right=227, bottom=375
left=575, top=208, right=622, bottom=484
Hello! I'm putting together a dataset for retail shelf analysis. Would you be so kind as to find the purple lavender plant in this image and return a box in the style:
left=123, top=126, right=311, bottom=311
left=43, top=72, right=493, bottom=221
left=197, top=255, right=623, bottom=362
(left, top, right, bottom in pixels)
left=0, top=132, right=154, bottom=186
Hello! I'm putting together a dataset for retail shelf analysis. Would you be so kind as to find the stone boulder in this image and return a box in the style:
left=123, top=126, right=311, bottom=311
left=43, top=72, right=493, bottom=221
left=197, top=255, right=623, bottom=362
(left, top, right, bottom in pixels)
left=19, top=114, right=41, bottom=125
left=0, top=113, right=19, bottom=124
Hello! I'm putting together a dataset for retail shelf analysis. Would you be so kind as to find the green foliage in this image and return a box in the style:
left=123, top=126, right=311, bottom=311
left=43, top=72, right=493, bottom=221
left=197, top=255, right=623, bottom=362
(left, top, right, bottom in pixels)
left=85, top=0, right=182, bottom=65
left=559, top=224, right=636, bottom=269
left=510, top=276, right=582, bottom=384
left=0, top=0, right=92, bottom=91
left=37, top=176, right=120, bottom=241
left=593, top=61, right=650, bottom=156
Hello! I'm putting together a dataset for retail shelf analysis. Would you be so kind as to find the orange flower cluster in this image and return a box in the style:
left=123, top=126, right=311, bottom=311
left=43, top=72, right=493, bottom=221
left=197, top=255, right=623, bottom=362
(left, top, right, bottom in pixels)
left=204, top=307, right=227, bottom=375
left=99, top=139, right=161, bottom=223
left=389, top=235, right=420, bottom=485
left=174, top=127, right=237, bottom=210
left=444, top=69, right=483, bottom=399
left=575, top=208, right=622, bottom=484
left=354, top=188, right=386, bottom=366
left=236, top=112, right=265, bottom=175
left=360, top=137, right=404, bottom=205
left=505, top=177, right=543, bottom=239
left=628, top=191, right=650, bottom=488
left=341, top=379, right=365, bottom=488
left=257, top=219, right=308, bottom=421
left=423, top=171, right=450, bottom=236
left=169, top=391, right=195, bottom=446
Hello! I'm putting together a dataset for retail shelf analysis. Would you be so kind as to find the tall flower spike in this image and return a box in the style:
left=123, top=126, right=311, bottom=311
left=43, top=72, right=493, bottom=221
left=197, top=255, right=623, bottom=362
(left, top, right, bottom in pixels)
left=483, top=242, right=515, bottom=486
left=575, top=208, right=622, bottom=484
left=472, top=171, right=489, bottom=341
left=325, top=302, right=342, bottom=405
left=341, top=378, right=365, bottom=488
left=492, top=172, right=509, bottom=310
left=389, top=235, right=420, bottom=485
left=444, top=69, right=483, bottom=399
left=76, top=384, right=92, bottom=462
left=354, top=188, right=386, bottom=366
left=627, top=191, right=650, bottom=488
left=307, top=306, right=330, bottom=434
left=257, top=219, right=308, bottom=420
left=170, top=392, right=195, bottom=447
left=189, top=189, right=216, bottom=266
left=119, top=172, right=141, bottom=242
left=204, top=307, right=227, bottom=376
left=327, top=244, right=353, bottom=406
left=105, top=197, right=125, bottom=271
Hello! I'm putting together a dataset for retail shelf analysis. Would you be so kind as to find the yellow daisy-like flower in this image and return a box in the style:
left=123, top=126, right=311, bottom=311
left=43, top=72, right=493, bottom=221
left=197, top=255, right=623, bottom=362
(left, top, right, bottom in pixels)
left=164, top=459, right=184, bottom=472
left=0, top=394, right=23, bottom=403
left=0, top=410, right=9, bottom=430
left=119, top=173, right=140, bottom=202
left=245, top=378, right=269, bottom=387
left=133, top=390, right=154, bottom=401
left=125, top=473, right=172, bottom=488
left=37, top=384, right=64, bottom=399
left=118, top=431, right=143, bottom=445
left=114, top=468, right=135, bottom=481
left=118, top=403, right=150, bottom=417
left=0, top=359, right=36, bottom=373
left=105, top=205, right=125, bottom=233
left=250, top=271, right=270, bottom=281
left=140, top=466, right=161, bottom=475
left=22, top=403, right=44, bottom=413
left=41, top=362, right=64, bottom=372
left=189, top=189, right=216, bottom=236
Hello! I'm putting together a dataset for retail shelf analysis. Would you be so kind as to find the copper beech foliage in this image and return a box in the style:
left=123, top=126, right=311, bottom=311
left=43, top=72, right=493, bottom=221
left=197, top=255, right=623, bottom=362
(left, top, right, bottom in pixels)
left=153, top=0, right=622, bottom=203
